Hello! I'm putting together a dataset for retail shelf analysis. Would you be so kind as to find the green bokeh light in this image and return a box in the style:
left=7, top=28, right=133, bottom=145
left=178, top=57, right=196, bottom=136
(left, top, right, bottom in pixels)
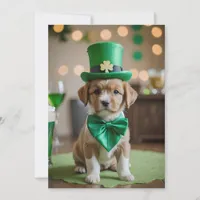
left=131, top=25, right=143, bottom=31
left=143, top=88, right=150, bottom=95
left=133, top=51, right=143, bottom=61
left=133, top=34, right=143, bottom=45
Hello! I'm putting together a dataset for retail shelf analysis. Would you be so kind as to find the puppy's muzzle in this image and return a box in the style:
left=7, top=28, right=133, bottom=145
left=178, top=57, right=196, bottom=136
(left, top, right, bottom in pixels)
left=101, top=100, right=109, bottom=107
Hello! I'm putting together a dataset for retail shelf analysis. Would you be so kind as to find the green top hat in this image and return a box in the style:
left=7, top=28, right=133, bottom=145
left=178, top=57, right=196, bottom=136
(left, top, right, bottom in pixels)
left=80, top=41, right=132, bottom=82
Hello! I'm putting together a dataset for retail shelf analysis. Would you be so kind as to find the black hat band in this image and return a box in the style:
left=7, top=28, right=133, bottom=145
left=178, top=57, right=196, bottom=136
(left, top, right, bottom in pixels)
left=90, top=65, right=123, bottom=73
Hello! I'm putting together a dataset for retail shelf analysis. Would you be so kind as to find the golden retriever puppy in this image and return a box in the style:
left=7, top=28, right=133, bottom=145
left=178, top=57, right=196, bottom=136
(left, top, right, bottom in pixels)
left=73, top=78, right=138, bottom=184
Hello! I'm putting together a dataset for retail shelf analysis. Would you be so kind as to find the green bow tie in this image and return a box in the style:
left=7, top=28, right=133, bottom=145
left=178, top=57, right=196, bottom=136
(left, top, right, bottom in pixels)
left=87, top=113, right=128, bottom=152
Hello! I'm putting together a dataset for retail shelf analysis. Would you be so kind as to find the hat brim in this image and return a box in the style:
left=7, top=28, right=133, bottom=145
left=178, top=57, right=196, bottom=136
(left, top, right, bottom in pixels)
left=80, top=71, right=132, bottom=82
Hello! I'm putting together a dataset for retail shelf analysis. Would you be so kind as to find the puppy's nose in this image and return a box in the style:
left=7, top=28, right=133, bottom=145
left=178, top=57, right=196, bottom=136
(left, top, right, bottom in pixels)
left=101, top=100, right=109, bottom=107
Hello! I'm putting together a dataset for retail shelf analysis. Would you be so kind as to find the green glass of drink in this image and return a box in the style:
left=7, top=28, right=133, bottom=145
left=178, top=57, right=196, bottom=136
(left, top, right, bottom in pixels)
left=48, top=80, right=66, bottom=166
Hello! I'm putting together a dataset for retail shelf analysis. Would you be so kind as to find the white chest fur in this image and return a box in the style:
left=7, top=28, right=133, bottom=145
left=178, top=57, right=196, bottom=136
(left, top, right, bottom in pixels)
left=98, top=145, right=117, bottom=165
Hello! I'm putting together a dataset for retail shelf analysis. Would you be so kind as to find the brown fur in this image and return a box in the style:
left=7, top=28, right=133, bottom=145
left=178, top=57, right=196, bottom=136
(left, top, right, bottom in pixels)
left=73, top=79, right=138, bottom=174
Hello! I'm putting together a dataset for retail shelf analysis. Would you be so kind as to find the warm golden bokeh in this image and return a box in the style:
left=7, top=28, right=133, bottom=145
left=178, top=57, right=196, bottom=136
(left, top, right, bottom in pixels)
left=139, top=70, right=149, bottom=81
left=100, top=29, right=112, bottom=40
left=152, top=44, right=163, bottom=55
left=74, top=65, right=85, bottom=76
left=151, top=27, right=162, bottom=38
left=53, top=25, right=64, bottom=33
left=58, top=65, right=68, bottom=76
left=117, top=26, right=128, bottom=37
left=72, top=30, right=83, bottom=41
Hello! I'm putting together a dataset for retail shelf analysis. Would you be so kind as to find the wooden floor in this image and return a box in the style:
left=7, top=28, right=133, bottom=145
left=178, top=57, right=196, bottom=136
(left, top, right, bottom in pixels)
left=49, top=136, right=165, bottom=188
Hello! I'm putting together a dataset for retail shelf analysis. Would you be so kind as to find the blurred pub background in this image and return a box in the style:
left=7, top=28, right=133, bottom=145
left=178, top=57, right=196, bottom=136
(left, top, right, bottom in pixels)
left=48, top=25, right=165, bottom=146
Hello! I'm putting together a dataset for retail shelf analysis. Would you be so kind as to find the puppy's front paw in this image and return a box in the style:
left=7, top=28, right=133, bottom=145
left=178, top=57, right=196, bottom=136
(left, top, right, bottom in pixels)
left=119, top=173, right=135, bottom=182
left=74, top=166, right=86, bottom=174
left=85, top=174, right=100, bottom=184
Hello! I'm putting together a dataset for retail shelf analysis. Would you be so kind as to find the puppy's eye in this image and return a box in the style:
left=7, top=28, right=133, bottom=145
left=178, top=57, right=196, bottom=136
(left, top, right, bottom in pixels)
left=94, top=88, right=101, bottom=95
left=113, top=90, right=119, bottom=94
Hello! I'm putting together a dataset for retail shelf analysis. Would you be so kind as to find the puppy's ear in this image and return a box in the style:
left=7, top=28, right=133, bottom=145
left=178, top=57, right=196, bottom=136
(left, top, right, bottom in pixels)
left=123, top=82, right=138, bottom=109
left=78, top=83, right=89, bottom=106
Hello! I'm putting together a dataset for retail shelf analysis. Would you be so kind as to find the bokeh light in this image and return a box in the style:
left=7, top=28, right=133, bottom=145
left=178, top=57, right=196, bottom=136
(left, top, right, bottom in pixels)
left=117, top=26, right=128, bottom=37
left=100, top=29, right=112, bottom=40
left=139, top=70, right=149, bottom=81
left=133, top=34, right=143, bottom=45
left=133, top=51, right=143, bottom=61
left=143, top=88, right=151, bottom=95
left=131, top=25, right=143, bottom=31
left=130, top=69, right=139, bottom=79
left=72, top=30, right=83, bottom=41
left=151, top=27, right=162, bottom=38
left=152, top=44, right=163, bottom=55
left=53, top=25, right=64, bottom=33
left=58, top=65, right=68, bottom=76
left=74, top=65, right=85, bottom=76
left=152, top=89, right=158, bottom=94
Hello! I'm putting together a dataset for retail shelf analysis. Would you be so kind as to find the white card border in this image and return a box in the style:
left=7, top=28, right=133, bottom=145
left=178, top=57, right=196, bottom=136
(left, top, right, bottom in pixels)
left=91, top=11, right=154, bottom=24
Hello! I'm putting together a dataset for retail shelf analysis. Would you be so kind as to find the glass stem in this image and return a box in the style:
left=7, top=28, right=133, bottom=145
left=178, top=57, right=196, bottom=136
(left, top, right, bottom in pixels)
left=54, top=108, right=60, bottom=146
left=55, top=108, right=59, bottom=125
